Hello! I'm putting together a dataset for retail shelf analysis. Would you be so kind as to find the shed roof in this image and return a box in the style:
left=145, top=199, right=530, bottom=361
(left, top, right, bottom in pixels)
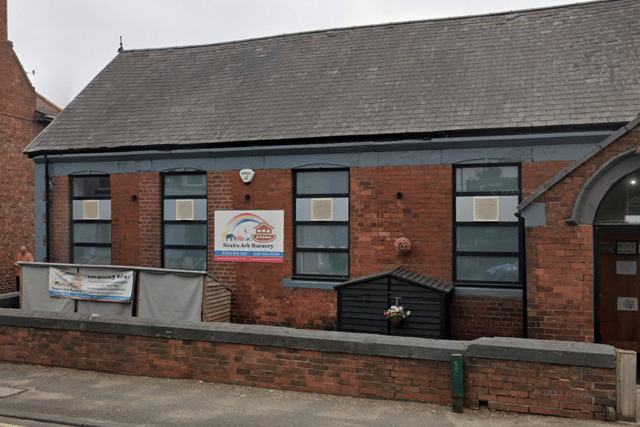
left=25, top=0, right=640, bottom=156
left=335, top=267, right=454, bottom=294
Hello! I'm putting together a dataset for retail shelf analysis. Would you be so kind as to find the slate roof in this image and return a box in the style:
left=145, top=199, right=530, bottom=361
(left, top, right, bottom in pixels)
left=334, top=267, right=454, bottom=294
left=24, top=0, right=640, bottom=156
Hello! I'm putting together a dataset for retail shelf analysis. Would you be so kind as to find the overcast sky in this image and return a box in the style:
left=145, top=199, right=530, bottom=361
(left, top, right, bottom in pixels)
left=8, top=0, right=592, bottom=108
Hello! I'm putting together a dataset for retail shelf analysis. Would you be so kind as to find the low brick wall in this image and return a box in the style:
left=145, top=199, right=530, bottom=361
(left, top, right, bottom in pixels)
left=465, top=338, right=617, bottom=419
left=0, top=309, right=617, bottom=420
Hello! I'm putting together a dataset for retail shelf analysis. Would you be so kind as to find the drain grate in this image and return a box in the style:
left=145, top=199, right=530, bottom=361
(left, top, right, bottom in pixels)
left=0, top=387, right=26, bottom=398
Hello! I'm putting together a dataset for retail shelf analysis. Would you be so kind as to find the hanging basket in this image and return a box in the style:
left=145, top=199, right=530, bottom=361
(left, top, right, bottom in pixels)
left=389, top=316, right=405, bottom=326
left=394, top=237, right=412, bottom=255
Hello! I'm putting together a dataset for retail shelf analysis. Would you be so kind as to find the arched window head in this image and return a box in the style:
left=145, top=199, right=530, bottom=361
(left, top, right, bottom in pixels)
left=595, top=171, right=640, bottom=224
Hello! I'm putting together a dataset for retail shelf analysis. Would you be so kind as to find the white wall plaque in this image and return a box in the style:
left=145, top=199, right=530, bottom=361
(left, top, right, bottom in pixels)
left=618, top=297, right=638, bottom=311
left=616, top=261, right=637, bottom=275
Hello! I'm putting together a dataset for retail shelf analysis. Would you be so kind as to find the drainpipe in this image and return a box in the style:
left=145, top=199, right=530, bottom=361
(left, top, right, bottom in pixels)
left=517, top=213, right=528, bottom=338
left=44, top=155, right=50, bottom=262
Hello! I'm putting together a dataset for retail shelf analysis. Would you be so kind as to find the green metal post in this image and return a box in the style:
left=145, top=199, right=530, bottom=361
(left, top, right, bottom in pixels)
left=451, top=353, right=464, bottom=413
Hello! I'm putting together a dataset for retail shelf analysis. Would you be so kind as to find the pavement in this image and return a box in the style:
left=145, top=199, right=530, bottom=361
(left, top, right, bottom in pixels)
left=0, top=363, right=636, bottom=427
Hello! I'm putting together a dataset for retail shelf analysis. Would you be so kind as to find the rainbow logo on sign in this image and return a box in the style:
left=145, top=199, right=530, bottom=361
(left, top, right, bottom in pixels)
left=221, top=212, right=275, bottom=243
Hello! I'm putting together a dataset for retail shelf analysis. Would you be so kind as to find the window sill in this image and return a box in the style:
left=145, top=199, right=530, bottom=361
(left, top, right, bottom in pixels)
left=453, top=286, right=523, bottom=298
left=282, top=278, right=344, bottom=290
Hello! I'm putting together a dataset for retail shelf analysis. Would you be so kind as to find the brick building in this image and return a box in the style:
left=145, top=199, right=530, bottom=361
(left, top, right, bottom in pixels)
left=22, top=0, right=640, bottom=349
left=0, top=0, right=60, bottom=292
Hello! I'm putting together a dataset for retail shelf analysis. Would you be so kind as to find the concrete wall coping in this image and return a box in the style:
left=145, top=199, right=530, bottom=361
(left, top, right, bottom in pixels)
left=0, top=309, right=617, bottom=368
left=467, top=337, right=617, bottom=369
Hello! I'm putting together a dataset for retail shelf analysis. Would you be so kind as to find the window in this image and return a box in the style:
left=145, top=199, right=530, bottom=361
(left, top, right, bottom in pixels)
left=162, top=173, right=207, bottom=270
left=71, top=176, right=111, bottom=265
left=454, top=165, right=522, bottom=286
left=595, top=171, right=640, bottom=224
left=294, top=170, right=349, bottom=279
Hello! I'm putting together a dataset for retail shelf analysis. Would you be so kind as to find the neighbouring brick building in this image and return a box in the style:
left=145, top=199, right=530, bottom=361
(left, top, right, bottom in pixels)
left=21, top=0, right=640, bottom=350
left=0, top=0, right=60, bottom=292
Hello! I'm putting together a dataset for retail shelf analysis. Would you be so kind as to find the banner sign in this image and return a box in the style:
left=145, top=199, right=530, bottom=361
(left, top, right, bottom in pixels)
left=49, top=267, right=134, bottom=302
left=214, top=210, right=284, bottom=263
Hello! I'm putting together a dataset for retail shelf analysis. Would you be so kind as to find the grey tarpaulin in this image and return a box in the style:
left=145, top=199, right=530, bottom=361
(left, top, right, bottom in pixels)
left=21, top=264, right=75, bottom=313
left=138, top=271, right=203, bottom=322
left=75, top=267, right=134, bottom=317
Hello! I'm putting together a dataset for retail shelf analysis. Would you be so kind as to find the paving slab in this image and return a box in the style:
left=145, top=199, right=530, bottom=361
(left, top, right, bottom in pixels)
left=0, top=387, right=25, bottom=399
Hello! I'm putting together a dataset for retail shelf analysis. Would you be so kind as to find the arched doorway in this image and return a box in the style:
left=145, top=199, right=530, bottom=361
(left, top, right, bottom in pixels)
left=594, top=170, right=640, bottom=352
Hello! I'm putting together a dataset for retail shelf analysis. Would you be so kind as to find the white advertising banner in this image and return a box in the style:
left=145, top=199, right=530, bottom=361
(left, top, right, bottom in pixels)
left=49, top=267, right=134, bottom=302
left=214, top=210, right=284, bottom=263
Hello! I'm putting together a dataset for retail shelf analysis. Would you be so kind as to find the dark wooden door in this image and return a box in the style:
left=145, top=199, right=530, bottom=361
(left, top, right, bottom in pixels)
left=595, top=226, right=640, bottom=352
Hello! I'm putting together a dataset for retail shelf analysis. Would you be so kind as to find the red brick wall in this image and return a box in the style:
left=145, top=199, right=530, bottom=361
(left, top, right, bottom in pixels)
left=0, top=29, right=46, bottom=292
left=205, top=165, right=457, bottom=329
left=0, top=321, right=616, bottom=420
left=111, top=174, right=142, bottom=266
left=138, top=173, right=161, bottom=267
left=46, top=163, right=542, bottom=336
left=525, top=129, right=640, bottom=342
left=207, top=169, right=337, bottom=329
left=521, top=160, right=572, bottom=199
left=350, top=165, right=453, bottom=281
left=0, top=324, right=454, bottom=402
left=465, top=358, right=615, bottom=420
left=49, top=175, right=70, bottom=264
left=450, top=296, right=524, bottom=340
left=0, top=0, right=6, bottom=42
left=207, top=171, right=236, bottom=286
left=46, top=145, right=631, bottom=340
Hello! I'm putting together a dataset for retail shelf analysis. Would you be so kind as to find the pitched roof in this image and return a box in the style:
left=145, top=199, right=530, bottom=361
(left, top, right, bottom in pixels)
left=334, top=267, right=454, bottom=294
left=25, top=0, right=640, bottom=156
left=36, top=93, right=62, bottom=118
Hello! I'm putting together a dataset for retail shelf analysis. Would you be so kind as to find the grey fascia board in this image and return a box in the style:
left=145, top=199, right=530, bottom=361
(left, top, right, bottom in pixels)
left=31, top=131, right=612, bottom=163
left=517, top=121, right=638, bottom=213
left=467, top=337, right=616, bottom=369
left=429, top=131, right=611, bottom=149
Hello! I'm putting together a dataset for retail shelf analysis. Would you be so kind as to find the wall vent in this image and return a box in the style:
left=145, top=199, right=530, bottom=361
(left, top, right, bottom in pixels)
left=82, top=200, right=100, bottom=220
left=176, top=199, right=195, bottom=221
left=473, top=197, right=500, bottom=222
left=311, top=199, right=333, bottom=221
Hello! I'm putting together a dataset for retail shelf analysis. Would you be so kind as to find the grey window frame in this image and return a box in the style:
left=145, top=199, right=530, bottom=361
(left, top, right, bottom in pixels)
left=161, top=172, right=208, bottom=271
left=70, top=175, right=112, bottom=265
left=293, top=169, right=350, bottom=280
left=453, top=164, right=524, bottom=288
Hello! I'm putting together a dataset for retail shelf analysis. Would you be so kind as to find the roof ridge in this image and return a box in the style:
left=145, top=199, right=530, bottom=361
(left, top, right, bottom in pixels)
left=119, top=0, right=617, bottom=54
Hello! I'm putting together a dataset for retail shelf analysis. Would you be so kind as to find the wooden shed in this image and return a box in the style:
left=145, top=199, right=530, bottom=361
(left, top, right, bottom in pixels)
left=334, top=267, right=453, bottom=339
left=203, top=274, right=232, bottom=323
